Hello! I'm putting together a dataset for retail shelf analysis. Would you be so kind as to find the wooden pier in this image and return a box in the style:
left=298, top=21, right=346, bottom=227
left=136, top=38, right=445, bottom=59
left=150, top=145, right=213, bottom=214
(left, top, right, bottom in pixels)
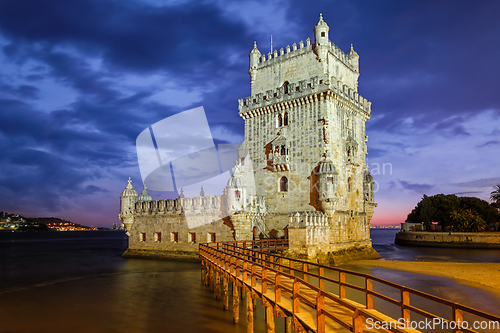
left=199, top=239, right=500, bottom=333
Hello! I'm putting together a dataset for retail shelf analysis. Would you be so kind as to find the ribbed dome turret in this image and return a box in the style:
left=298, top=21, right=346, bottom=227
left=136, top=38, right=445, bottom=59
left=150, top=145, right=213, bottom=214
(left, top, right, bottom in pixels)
left=121, top=177, right=138, bottom=197
left=364, top=170, right=373, bottom=182
left=137, top=184, right=152, bottom=202
left=317, top=159, right=338, bottom=175
left=227, top=164, right=246, bottom=188
left=250, top=41, right=261, bottom=55
left=348, top=44, right=359, bottom=58
left=315, top=13, right=329, bottom=28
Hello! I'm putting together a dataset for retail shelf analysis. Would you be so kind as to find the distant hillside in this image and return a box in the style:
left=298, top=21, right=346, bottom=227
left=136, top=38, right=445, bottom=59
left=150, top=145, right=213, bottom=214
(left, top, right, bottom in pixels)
left=0, top=212, right=96, bottom=231
left=27, top=217, right=97, bottom=231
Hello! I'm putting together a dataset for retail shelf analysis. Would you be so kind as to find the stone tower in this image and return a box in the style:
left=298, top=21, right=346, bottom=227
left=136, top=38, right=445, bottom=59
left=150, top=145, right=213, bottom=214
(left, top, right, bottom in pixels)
left=238, top=14, right=377, bottom=259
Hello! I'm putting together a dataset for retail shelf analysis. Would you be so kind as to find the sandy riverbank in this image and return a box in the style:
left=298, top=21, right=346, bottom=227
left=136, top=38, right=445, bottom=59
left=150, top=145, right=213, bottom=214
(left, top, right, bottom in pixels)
left=351, top=260, right=500, bottom=292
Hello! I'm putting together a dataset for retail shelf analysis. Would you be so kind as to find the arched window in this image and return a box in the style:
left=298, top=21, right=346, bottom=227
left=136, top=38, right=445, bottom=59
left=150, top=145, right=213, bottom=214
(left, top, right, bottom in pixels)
left=280, top=145, right=286, bottom=155
left=280, top=177, right=288, bottom=192
left=235, top=190, right=241, bottom=199
left=283, top=81, right=289, bottom=94
left=277, top=114, right=283, bottom=127
left=283, top=112, right=288, bottom=126
left=347, top=177, right=351, bottom=192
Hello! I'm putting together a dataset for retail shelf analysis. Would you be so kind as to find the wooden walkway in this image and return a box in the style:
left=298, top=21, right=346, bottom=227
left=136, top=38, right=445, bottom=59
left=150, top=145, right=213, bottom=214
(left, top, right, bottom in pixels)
left=199, top=240, right=500, bottom=333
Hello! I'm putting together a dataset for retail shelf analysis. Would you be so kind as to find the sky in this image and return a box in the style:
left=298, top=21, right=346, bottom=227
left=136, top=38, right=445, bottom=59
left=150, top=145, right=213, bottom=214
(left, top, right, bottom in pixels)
left=0, top=0, right=499, bottom=227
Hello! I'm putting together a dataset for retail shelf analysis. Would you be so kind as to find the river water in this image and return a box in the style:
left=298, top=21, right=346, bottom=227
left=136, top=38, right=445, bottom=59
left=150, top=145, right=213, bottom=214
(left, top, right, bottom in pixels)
left=0, top=229, right=499, bottom=333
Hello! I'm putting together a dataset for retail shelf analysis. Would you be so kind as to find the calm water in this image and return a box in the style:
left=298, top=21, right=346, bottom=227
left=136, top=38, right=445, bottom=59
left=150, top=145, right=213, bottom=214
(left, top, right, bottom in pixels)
left=0, top=229, right=499, bottom=333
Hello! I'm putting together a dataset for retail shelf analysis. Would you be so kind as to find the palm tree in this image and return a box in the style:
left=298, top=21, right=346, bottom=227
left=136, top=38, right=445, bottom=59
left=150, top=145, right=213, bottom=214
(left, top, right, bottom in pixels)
left=491, top=184, right=500, bottom=205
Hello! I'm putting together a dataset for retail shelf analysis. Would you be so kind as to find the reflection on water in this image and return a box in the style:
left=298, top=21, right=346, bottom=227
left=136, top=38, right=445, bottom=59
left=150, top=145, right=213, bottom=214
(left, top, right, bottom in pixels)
left=0, top=232, right=287, bottom=333
left=0, top=230, right=499, bottom=332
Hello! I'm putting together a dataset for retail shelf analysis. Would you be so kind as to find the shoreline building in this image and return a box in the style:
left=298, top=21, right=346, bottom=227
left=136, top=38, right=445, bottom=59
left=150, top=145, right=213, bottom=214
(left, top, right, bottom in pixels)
left=119, top=14, right=379, bottom=263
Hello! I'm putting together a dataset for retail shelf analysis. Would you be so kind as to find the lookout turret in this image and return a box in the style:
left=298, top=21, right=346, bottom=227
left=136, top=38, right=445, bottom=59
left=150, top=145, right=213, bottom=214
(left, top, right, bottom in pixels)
left=315, top=157, right=338, bottom=214
left=314, top=13, right=330, bottom=62
left=226, top=162, right=247, bottom=213
left=119, top=177, right=138, bottom=234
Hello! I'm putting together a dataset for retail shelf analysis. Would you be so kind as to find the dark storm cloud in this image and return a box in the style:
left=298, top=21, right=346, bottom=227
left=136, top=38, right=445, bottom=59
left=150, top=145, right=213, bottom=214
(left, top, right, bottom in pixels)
left=399, top=180, right=434, bottom=193
left=0, top=0, right=498, bottom=226
left=0, top=0, right=248, bottom=75
left=0, top=83, right=39, bottom=99
left=0, top=0, right=255, bottom=223
left=289, top=0, right=500, bottom=132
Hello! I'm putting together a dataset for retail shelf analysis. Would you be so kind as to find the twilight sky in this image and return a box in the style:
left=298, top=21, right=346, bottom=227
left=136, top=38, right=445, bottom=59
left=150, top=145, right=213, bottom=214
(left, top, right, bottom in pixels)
left=0, top=0, right=499, bottom=227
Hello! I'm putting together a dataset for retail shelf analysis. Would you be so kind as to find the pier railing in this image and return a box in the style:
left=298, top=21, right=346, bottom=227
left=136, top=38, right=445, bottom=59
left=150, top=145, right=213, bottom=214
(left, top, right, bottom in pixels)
left=200, top=239, right=500, bottom=333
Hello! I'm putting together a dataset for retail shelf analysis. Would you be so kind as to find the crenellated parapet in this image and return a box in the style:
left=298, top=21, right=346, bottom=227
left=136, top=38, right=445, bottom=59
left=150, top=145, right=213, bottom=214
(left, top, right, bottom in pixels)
left=251, top=38, right=355, bottom=73
left=287, top=211, right=331, bottom=257
left=133, top=193, right=267, bottom=218
left=288, top=211, right=329, bottom=228
left=134, top=194, right=225, bottom=217
left=238, top=76, right=371, bottom=117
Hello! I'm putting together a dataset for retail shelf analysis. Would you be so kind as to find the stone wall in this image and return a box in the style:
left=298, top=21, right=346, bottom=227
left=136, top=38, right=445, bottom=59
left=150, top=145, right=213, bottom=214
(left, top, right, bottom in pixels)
left=127, top=214, right=234, bottom=255
left=395, top=231, right=500, bottom=249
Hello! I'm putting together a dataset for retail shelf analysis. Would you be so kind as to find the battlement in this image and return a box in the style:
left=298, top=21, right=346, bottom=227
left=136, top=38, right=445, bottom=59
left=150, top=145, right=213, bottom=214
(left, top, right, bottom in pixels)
left=238, top=76, right=371, bottom=116
left=134, top=195, right=224, bottom=217
left=252, top=39, right=355, bottom=73
left=288, top=211, right=329, bottom=228
left=133, top=194, right=267, bottom=217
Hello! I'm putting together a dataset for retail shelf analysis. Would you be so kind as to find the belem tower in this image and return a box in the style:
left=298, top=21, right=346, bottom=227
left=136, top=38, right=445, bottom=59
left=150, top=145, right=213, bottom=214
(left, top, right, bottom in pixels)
left=119, top=15, right=379, bottom=263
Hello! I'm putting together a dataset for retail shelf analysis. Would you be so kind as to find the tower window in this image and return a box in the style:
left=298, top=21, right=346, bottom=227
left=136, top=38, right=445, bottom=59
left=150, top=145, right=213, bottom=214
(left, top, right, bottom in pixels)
left=170, top=232, right=178, bottom=242
left=321, top=32, right=325, bottom=37
left=283, top=112, right=289, bottom=126
left=139, top=232, right=146, bottom=242
left=207, top=233, right=216, bottom=243
left=235, top=190, right=241, bottom=199
left=280, top=145, right=286, bottom=155
left=348, top=178, right=351, bottom=192
left=283, top=81, right=289, bottom=94
left=277, top=114, right=283, bottom=127
left=188, top=232, right=196, bottom=243
left=280, top=177, right=288, bottom=192
left=154, top=232, right=161, bottom=242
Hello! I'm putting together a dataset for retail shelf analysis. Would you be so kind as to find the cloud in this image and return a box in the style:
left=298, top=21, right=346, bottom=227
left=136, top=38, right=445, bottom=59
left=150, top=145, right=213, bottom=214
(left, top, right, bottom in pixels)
left=454, top=177, right=500, bottom=189
left=477, top=140, right=499, bottom=148
left=0, top=0, right=499, bottom=227
left=399, top=180, right=434, bottom=193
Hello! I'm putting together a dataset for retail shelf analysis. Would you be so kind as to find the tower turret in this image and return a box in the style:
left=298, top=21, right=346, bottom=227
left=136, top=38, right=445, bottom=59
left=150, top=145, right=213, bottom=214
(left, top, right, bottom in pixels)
left=348, top=44, right=359, bottom=72
left=137, top=184, right=152, bottom=202
left=249, top=41, right=261, bottom=89
left=314, top=13, right=329, bottom=62
left=226, top=161, right=247, bottom=213
left=249, top=41, right=261, bottom=69
left=315, top=157, right=338, bottom=214
left=119, top=177, right=138, bottom=234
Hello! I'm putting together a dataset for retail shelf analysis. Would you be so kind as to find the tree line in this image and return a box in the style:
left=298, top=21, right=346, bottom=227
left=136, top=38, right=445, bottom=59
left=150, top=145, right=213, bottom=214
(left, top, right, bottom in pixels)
left=406, top=187, right=500, bottom=232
